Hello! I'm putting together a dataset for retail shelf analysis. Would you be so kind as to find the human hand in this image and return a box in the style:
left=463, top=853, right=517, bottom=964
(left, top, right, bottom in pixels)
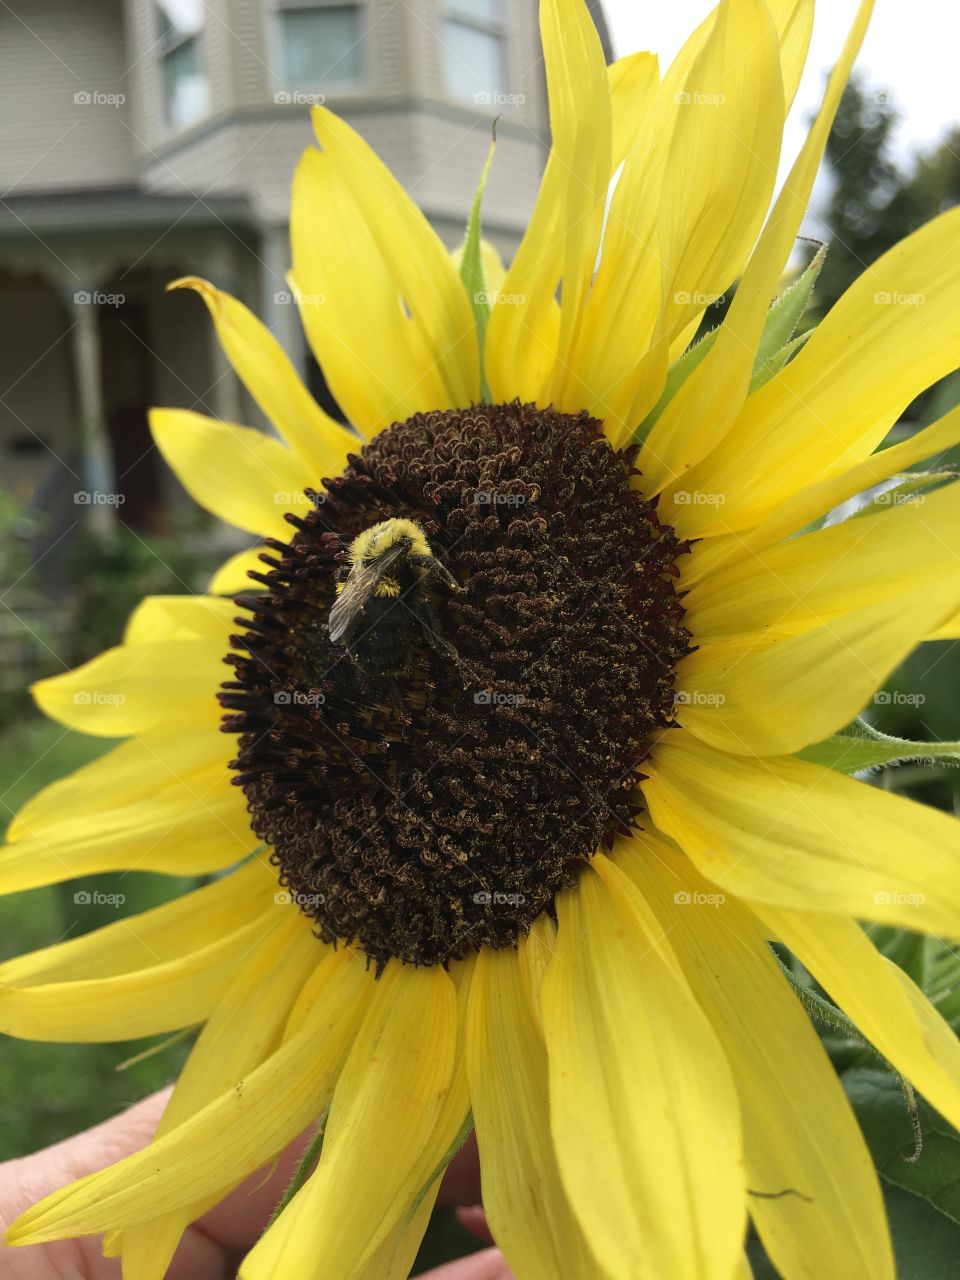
left=0, top=1091, right=511, bottom=1279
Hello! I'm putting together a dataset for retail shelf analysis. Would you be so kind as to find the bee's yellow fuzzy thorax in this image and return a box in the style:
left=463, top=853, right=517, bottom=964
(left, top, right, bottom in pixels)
left=348, top=517, right=432, bottom=564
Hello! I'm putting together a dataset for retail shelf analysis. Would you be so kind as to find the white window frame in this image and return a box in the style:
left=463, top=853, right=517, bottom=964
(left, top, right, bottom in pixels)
left=155, top=2, right=210, bottom=133
left=270, top=0, right=369, bottom=100
left=441, top=0, right=509, bottom=108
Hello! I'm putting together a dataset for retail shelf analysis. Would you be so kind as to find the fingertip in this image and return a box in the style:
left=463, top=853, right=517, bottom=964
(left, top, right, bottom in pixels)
left=416, top=1245, right=513, bottom=1280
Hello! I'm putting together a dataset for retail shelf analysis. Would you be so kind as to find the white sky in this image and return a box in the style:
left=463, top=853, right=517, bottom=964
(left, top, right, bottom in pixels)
left=603, top=0, right=959, bottom=182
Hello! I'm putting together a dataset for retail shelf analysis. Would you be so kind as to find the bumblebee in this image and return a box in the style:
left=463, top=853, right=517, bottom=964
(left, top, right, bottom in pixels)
left=328, top=517, right=462, bottom=678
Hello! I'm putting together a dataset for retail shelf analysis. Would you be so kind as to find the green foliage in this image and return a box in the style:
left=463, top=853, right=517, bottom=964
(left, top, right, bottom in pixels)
left=0, top=718, right=198, bottom=1159
left=844, top=1069, right=960, bottom=1274
left=816, top=72, right=905, bottom=311
left=0, top=493, right=55, bottom=730
left=67, top=518, right=207, bottom=662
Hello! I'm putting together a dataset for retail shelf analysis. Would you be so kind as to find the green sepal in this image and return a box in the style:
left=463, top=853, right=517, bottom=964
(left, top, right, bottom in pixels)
left=847, top=470, right=958, bottom=520
left=409, top=1109, right=474, bottom=1216
left=749, top=243, right=827, bottom=390
left=634, top=326, right=719, bottom=444
left=264, top=1114, right=327, bottom=1230
left=459, top=131, right=498, bottom=402
left=636, top=244, right=825, bottom=441
left=795, top=718, right=960, bottom=774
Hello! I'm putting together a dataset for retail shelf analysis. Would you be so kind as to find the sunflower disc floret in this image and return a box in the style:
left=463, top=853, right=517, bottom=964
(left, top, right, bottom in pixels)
left=221, top=401, right=692, bottom=965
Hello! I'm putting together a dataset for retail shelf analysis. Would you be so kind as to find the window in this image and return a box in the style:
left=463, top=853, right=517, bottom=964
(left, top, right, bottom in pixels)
left=276, top=4, right=363, bottom=91
left=155, top=0, right=210, bottom=131
left=443, top=0, right=506, bottom=106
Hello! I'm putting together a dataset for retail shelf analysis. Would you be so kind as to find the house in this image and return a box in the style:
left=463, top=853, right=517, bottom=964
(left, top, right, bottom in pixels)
left=0, top=0, right=612, bottom=545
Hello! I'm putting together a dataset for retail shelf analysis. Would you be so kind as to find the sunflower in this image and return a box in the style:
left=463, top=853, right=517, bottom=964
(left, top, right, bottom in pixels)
left=5, top=0, right=960, bottom=1275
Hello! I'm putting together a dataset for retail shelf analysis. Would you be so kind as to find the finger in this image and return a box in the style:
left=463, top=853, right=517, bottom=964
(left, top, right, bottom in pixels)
left=0, top=1090, right=174, bottom=1280
left=455, top=1205, right=494, bottom=1244
left=416, top=1246, right=514, bottom=1279
left=191, top=1125, right=317, bottom=1251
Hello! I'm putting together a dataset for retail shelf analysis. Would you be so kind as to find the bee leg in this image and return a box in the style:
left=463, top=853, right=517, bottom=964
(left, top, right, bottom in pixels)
left=424, top=557, right=464, bottom=594
left=413, top=602, right=478, bottom=689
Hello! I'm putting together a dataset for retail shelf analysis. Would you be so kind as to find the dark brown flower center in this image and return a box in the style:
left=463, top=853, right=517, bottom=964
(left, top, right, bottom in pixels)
left=220, top=402, right=691, bottom=967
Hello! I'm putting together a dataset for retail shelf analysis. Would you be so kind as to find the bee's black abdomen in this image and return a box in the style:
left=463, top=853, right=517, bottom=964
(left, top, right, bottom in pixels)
left=350, top=596, right=420, bottom=675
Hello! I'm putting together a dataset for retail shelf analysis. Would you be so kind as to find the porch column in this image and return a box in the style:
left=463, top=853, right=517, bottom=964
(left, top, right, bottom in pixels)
left=260, top=222, right=307, bottom=382
left=63, top=285, right=115, bottom=534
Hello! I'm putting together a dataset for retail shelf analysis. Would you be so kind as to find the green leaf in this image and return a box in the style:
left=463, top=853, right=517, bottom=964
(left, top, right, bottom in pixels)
left=847, top=470, right=958, bottom=520
left=884, top=1184, right=960, bottom=1280
left=865, top=926, right=928, bottom=987
left=795, top=718, right=960, bottom=773
left=749, top=243, right=827, bottom=390
left=843, top=1068, right=960, bottom=1226
left=923, top=940, right=960, bottom=1031
left=458, top=130, right=497, bottom=402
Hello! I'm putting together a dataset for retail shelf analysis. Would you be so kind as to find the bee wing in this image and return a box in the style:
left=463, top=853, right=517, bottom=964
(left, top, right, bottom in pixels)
left=328, top=560, right=379, bottom=645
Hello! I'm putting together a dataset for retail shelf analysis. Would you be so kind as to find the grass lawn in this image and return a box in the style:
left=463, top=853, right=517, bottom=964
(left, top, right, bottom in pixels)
left=0, top=717, right=196, bottom=1158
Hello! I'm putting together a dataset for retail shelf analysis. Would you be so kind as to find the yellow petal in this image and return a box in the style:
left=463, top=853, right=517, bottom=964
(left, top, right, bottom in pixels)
left=466, top=943, right=599, bottom=1280
left=675, top=582, right=960, bottom=757
left=168, top=277, right=355, bottom=476
left=931, top=607, right=960, bottom=640
left=769, top=0, right=815, bottom=111
left=621, top=835, right=894, bottom=1279
left=654, top=0, right=783, bottom=348
left=350, top=1179, right=439, bottom=1280
left=517, top=913, right=557, bottom=1035
left=581, top=0, right=814, bottom=441
left=541, top=857, right=746, bottom=1280
left=484, top=158, right=562, bottom=404
left=643, top=731, right=960, bottom=936
left=486, top=0, right=610, bottom=408
left=614, top=0, right=786, bottom=435
left=6, top=946, right=370, bottom=1244
left=682, top=401, right=960, bottom=588
left=648, top=0, right=811, bottom=120
left=608, top=50, right=659, bottom=168
left=8, top=721, right=228, bottom=841
left=0, top=776, right=248, bottom=894
left=667, top=205, right=960, bottom=538
left=118, top=913, right=322, bottom=1280
left=209, top=545, right=266, bottom=595
left=241, top=963, right=460, bottom=1279
left=290, top=108, right=478, bottom=435
left=31, top=635, right=224, bottom=738
left=0, top=918, right=264, bottom=1042
left=541, top=0, right=613, bottom=409
left=559, top=54, right=662, bottom=427
left=686, top=479, right=960, bottom=640
left=122, top=594, right=236, bottom=646
left=758, top=906, right=960, bottom=1137
left=1, top=858, right=274, bottom=985
left=151, top=408, right=314, bottom=537
left=643, top=0, right=871, bottom=494
left=2, top=724, right=248, bottom=893
left=0, top=862, right=277, bottom=1040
